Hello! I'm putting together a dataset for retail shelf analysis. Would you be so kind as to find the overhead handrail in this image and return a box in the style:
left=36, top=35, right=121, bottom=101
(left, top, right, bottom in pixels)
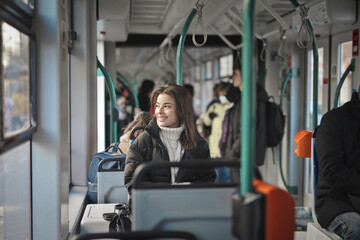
left=116, top=72, right=140, bottom=109
left=258, top=0, right=287, bottom=32
left=132, top=48, right=160, bottom=85
left=290, top=0, right=318, bottom=129
left=279, top=71, right=293, bottom=193
left=97, top=58, right=117, bottom=143
left=230, top=4, right=287, bottom=40
left=225, top=12, right=243, bottom=35
left=176, top=7, right=198, bottom=85
left=241, top=0, right=256, bottom=196
left=230, top=6, right=262, bottom=39
left=334, top=59, right=355, bottom=108
left=209, top=25, right=243, bottom=50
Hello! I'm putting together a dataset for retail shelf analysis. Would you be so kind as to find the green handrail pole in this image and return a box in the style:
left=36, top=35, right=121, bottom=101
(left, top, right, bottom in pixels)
left=334, top=59, right=355, bottom=108
left=97, top=58, right=117, bottom=143
left=176, top=8, right=197, bottom=86
left=117, top=72, right=140, bottom=108
left=279, top=71, right=292, bottom=192
left=311, top=25, right=319, bottom=129
left=241, top=0, right=256, bottom=196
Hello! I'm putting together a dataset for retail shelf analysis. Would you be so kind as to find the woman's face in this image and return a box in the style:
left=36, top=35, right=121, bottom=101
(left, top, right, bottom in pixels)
left=155, top=94, right=179, bottom=128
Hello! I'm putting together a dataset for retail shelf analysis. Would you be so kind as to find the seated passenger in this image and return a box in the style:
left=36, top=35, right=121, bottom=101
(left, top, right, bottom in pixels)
left=315, top=91, right=360, bottom=240
left=110, top=111, right=152, bottom=154
left=124, top=83, right=216, bottom=194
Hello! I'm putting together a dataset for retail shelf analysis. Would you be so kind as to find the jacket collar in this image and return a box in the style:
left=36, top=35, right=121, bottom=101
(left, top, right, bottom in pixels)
left=145, top=120, right=160, bottom=138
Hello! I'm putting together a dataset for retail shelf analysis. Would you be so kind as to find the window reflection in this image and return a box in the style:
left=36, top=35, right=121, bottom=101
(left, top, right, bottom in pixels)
left=2, top=22, right=30, bottom=137
left=219, top=54, right=233, bottom=78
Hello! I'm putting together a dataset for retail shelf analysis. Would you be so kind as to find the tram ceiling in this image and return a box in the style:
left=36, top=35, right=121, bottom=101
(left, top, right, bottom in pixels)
left=96, top=0, right=299, bottom=43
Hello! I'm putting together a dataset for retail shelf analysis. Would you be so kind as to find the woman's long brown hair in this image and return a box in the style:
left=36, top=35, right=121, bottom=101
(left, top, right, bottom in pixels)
left=149, top=83, right=196, bottom=149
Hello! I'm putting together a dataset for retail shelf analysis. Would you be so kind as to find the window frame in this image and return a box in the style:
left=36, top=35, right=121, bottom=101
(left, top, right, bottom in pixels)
left=0, top=0, right=34, bottom=20
left=0, top=6, right=36, bottom=153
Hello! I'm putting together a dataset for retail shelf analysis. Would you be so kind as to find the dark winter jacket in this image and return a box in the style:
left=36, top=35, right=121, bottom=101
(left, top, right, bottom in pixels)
left=222, top=84, right=268, bottom=182
left=315, top=92, right=360, bottom=228
left=124, top=120, right=216, bottom=194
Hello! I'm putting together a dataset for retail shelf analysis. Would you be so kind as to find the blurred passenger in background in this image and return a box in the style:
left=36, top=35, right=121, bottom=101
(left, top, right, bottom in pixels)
left=204, top=82, right=232, bottom=182
left=184, top=83, right=200, bottom=122
left=138, top=79, right=155, bottom=112
left=116, top=95, right=128, bottom=138
left=220, top=64, right=267, bottom=182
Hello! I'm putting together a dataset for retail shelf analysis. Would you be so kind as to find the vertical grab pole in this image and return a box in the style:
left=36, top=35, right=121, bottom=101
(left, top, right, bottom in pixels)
left=333, top=59, right=355, bottom=108
left=241, top=0, right=256, bottom=196
left=311, top=25, right=319, bottom=129
left=97, top=58, right=117, bottom=143
left=117, top=72, right=140, bottom=108
left=176, top=8, right=197, bottom=86
left=279, top=71, right=292, bottom=192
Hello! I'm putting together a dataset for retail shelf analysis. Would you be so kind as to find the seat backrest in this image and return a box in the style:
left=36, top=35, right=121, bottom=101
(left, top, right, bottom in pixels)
left=132, top=187, right=237, bottom=240
left=97, top=158, right=128, bottom=204
left=131, top=161, right=239, bottom=240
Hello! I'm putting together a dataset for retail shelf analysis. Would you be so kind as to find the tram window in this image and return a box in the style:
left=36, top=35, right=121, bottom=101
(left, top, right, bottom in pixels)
left=204, top=60, right=212, bottom=80
left=219, top=54, right=233, bottom=78
left=307, top=47, right=324, bottom=129
left=195, top=65, right=201, bottom=81
left=0, top=20, right=36, bottom=151
left=338, top=41, right=353, bottom=106
left=2, top=22, right=30, bottom=137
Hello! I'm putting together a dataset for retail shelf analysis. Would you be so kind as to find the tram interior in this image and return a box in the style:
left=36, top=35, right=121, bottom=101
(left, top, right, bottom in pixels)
left=0, top=0, right=359, bottom=239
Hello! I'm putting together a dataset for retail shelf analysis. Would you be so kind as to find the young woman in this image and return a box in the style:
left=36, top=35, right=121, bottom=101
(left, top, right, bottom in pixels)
left=124, top=83, right=216, bottom=194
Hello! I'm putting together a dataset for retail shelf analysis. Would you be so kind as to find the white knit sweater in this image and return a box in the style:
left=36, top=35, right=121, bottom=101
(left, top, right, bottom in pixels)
left=159, top=124, right=185, bottom=183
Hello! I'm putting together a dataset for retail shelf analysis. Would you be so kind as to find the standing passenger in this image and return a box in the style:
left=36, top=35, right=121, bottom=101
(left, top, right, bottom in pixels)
left=315, top=91, right=360, bottom=240
left=221, top=64, right=267, bottom=182
left=203, top=82, right=231, bottom=182
left=124, top=83, right=216, bottom=194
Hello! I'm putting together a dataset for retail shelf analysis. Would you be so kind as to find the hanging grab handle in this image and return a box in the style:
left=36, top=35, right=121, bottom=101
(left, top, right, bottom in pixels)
left=192, top=1, right=207, bottom=47
left=277, top=29, right=288, bottom=57
left=297, top=4, right=313, bottom=49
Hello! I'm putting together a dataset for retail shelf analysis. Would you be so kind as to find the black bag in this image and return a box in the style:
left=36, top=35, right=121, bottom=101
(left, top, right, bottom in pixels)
left=87, top=142, right=126, bottom=203
left=266, top=96, right=285, bottom=147
left=103, top=203, right=132, bottom=232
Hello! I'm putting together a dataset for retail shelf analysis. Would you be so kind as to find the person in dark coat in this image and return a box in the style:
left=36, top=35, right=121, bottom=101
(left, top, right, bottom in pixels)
left=125, top=83, right=216, bottom=195
left=221, top=64, right=268, bottom=182
left=137, top=79, right=155, bottom=112
left=315, top=91, right=360, bottom=240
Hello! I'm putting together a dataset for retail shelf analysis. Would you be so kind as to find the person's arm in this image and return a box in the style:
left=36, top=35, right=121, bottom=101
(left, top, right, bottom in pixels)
left=124, top=133, right=149, bottom=195
left=227, top=104, right=241, bottom=162
left=193, top=137, right=217, bottom=182
left=203, top=104, right=217, bottom=127
left=316, top=113, right=360, bottom=196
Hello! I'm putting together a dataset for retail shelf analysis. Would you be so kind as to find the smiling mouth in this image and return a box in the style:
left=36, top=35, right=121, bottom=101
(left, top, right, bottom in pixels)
left=157, top=116, right=167, bottom=121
